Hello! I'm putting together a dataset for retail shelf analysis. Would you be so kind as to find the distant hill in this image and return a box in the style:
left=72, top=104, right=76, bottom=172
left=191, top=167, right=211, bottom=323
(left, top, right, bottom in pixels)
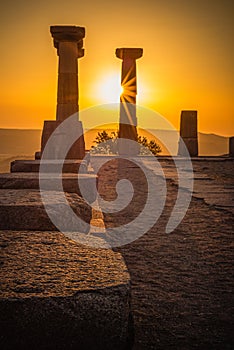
left=0, top=129, right=42, bottom=155
left=198, top=132, right=229, bottom=156
left=0, top=128, right=230, bottom=172
left=144, top=129, right=229, bottom=156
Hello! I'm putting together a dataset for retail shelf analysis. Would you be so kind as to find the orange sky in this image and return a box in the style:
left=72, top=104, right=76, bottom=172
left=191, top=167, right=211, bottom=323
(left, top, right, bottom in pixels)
left=0, top=0, right=233, bottom=136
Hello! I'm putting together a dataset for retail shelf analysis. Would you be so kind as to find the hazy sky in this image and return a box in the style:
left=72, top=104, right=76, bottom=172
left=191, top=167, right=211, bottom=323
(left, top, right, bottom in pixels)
left=0, top=0, right=233, bottom=135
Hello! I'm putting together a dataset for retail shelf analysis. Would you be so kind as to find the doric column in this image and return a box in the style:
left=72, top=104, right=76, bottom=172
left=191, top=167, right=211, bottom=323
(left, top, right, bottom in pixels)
left=51, top=26, right=85, bottom=121
left=40, top=26, right=86, bottom=160
left=116, top=48, right=143, bottom=155
left=178, top=110, right=199, bottom=157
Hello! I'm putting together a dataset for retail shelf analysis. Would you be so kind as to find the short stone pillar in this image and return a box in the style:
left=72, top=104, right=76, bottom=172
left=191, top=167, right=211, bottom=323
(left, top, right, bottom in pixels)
left=116, top=48, right=143, bottom=156
left=178, top=110, right=198, bottom=157
left=41, top=26, right=86, bottom=159
left=229, top=137, right=234, bottom=157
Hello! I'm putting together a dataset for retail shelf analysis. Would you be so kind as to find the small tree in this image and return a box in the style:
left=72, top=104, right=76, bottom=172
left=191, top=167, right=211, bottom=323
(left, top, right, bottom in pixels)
left=90, top=130, right=162, bottom=156
left=90, top=131, right=118, bottom=154
left=137, top=136, right=162, bottom=156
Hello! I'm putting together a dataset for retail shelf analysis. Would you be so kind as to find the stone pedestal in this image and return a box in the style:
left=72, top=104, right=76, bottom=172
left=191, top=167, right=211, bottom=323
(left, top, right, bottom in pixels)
left=178, top=110, right=198, bottom=157
left=41, top=120, right=85, bottom=160
left=116, top=48, right=143, bottom=156
left=229, top=137, right=234, bottom=157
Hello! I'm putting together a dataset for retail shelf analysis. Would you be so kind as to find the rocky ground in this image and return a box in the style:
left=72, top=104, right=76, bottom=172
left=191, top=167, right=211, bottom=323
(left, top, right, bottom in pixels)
left=0, top=156, right=233, bottom=349
left=91, top=157, right=234, bottom=350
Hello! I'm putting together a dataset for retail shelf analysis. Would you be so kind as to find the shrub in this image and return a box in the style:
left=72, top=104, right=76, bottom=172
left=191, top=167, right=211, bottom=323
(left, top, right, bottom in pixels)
left=90, top=130, right=162, bottom=156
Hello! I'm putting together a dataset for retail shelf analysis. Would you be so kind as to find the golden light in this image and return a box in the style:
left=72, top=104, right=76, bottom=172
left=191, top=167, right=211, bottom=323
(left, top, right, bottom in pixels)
left=94, top=72, right=123, bottom=104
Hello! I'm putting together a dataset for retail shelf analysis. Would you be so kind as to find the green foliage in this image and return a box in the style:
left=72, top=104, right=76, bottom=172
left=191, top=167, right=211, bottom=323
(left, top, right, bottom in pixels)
left=90, top=130, right=162, bottom=156
left=137, top=136, right=162, bottom=156
left=90, top=131, right=118, bottom=154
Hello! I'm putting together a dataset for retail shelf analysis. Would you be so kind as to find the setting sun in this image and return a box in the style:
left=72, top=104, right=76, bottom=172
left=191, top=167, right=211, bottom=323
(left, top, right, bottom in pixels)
left=93, top=72, right=123, bottom=104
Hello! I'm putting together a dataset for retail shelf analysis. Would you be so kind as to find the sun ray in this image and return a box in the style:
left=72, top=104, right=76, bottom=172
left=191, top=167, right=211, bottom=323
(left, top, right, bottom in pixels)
left=123, top=76, right=136, bottom=88
left=121, top=64, right=135, bottom=86
left=123, top=90, right=137, bottom=98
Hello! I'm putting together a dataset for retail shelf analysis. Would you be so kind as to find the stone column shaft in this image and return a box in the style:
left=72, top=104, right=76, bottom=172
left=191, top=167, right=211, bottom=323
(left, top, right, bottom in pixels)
left=121, top=58, right=137, bottom=103
left=56, top=41, right=79, bottom=121
left=51, top=27, right=85, bottom=122
left=116, top=48, right=143, bottom=155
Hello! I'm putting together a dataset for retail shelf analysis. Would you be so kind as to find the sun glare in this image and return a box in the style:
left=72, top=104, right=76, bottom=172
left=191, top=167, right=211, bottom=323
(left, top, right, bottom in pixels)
left=95, top=72, right=123, bottom=104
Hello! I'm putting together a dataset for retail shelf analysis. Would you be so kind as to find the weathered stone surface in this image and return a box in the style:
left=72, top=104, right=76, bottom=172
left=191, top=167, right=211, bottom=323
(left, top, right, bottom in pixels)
left=40, top=120, right=85, bottom=160
left=178, top=137, right=198, bottom=157
left=0, top=173, right=97, bottom=204
left=116, top=48, right=143, bottom=60
left=51, top=26, right=85, bottom=54
left=179, top=110, right=198, bottom=138
left=0, top=189, right=92, bottom=233
left=0, top=230, right=131, bottom=350
left=91, top=156, right=233, bottom=349
left=10, top=159, right=87, bottom=173
left=229, top=136, right=234, bottom=157
left=142, top=157, right=234, bottom=214
left=178, top=110, right=198, bottom=156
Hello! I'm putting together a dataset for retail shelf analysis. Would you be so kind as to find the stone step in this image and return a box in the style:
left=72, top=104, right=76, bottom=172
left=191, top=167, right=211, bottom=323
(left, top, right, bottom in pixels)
left=0, top=189, right=92, bottom=233
left=11, top=159, right=87, bottom=173
left=0, top=230, right=132, bottom=350
left=0, top=172, right=97, bottom=204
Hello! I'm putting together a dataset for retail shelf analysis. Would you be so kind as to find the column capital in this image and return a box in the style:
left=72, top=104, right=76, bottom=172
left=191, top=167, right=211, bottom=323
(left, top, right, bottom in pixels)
left=116, top=48, right=143, bottom=60
left=50, top=26, right=85, bottom=57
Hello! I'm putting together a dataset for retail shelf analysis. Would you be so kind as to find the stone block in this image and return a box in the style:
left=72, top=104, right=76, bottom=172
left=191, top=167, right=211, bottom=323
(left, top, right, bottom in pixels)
left=180, top=110, right=198, bottom=138
left=10, top=160, right=87, bottom=173
left=41, top=120, right=85, bottom=160
left=0, top=173, right=97, bottom=204
left=229, top=137, right=234, bottom=157
left=0, top=230, right=132, bottom=350
left=178, top=137, right=198, bottom=157
left=40, top=120, right=60, bottom=154
left=116, top=48, right=143, bottom=60
left=0, top=189, right=92, bottom=233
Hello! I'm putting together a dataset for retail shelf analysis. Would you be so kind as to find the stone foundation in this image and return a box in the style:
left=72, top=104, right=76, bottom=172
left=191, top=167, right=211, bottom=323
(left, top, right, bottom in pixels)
left=0, top=173, right=97, bottom=204
left=11, top=159, right=87, bottom=173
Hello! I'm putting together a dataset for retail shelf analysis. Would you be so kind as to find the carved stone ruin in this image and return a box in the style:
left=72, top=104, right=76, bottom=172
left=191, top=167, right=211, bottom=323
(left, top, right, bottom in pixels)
left=116, top=48, right=143, bottom=156
left=229, top=137, right=234, bottom=157
left=178, top=110, right=198, bottom=157
left=40, top=26, right=86, bottom=160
